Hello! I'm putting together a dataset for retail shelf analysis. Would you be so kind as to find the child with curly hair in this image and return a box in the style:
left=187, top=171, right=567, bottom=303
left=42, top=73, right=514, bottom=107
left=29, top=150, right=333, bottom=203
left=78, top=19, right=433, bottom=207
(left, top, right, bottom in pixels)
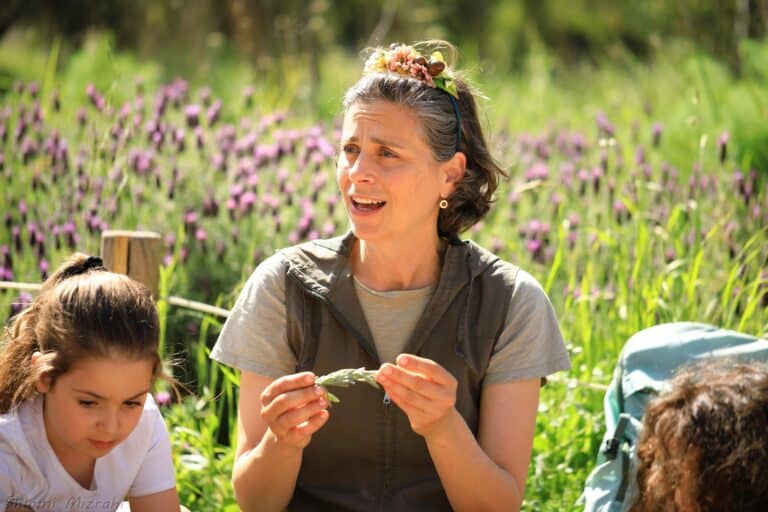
left=631, top=361, right=768, bottom=511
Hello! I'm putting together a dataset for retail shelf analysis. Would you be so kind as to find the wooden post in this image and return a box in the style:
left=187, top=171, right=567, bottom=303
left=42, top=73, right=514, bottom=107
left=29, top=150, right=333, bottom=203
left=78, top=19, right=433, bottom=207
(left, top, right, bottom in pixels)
left=100, top=230, right=162, bottom=298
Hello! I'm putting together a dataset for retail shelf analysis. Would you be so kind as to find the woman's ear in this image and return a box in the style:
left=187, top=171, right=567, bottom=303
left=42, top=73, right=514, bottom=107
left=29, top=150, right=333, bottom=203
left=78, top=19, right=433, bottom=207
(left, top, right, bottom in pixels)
left=31, top=351, right=52, bottom=393
left=441, top=152, right=466, bottom=196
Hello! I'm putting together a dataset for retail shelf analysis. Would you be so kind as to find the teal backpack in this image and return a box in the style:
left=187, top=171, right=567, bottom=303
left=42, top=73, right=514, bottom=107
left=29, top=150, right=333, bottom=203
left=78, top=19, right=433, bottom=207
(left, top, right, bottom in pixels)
left=579, top=322, right=768, bottom=511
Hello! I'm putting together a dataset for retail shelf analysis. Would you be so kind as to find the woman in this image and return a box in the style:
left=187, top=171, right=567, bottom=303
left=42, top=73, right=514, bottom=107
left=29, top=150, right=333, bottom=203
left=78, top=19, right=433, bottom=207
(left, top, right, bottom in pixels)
left=212, top=41, right=570, bottom=511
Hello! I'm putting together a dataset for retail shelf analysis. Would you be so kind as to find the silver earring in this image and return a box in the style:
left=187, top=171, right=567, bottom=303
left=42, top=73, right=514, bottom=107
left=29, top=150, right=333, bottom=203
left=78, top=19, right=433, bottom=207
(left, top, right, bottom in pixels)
left=439, top=199, right=448, bottom=209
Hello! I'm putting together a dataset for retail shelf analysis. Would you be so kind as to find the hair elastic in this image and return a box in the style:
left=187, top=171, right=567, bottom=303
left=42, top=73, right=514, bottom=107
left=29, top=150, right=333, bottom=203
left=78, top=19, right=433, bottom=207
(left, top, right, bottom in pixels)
left=61, top=256, right=106, bottom=279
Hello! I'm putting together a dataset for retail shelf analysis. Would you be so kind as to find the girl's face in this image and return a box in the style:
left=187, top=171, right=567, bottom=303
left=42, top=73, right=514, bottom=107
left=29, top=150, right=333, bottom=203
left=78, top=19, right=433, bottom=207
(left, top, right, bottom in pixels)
left=337, top=100, right=462, bottom=249
left=36, top=355, right=154, bottom=473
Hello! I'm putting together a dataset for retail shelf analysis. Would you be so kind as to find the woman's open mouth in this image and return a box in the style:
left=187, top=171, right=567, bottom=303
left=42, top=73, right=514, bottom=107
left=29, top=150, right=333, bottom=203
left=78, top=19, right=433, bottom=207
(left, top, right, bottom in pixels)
left=351, top=196, right=386, bottom=212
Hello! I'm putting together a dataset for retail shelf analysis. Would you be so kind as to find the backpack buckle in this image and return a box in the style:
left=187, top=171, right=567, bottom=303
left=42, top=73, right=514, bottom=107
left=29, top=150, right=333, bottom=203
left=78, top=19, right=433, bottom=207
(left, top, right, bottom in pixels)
left=601, top=414, right=630, bottom=460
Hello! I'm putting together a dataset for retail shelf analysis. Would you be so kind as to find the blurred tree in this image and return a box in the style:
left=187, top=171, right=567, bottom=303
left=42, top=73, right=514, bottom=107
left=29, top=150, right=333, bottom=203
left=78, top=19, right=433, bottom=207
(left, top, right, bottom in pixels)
left=1, top=0, right=766, bottom=75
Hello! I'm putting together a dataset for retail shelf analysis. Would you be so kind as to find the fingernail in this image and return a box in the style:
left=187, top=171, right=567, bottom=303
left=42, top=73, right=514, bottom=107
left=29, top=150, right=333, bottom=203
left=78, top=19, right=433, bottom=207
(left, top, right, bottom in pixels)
left=315, top=386, right=324, bottom=395
left=398, top=355, right=410, bottom=366
left=381, top=366, right=393, bottom=376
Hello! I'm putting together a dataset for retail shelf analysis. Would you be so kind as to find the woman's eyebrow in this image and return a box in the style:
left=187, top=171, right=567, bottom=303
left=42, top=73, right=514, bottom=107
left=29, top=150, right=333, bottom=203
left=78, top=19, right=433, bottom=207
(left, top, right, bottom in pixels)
left=345, top=135, right=405, bottom=149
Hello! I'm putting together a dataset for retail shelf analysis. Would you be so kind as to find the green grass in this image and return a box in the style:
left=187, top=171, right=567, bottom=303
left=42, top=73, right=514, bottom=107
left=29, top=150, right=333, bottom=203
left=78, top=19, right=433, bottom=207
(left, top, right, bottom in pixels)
left=1, top=32, right=766, bottom=510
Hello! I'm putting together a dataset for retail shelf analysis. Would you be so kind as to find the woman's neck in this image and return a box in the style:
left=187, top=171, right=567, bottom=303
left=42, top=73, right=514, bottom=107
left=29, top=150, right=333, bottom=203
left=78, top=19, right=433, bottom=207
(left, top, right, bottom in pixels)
left=351, top=236, right=443, bottom=291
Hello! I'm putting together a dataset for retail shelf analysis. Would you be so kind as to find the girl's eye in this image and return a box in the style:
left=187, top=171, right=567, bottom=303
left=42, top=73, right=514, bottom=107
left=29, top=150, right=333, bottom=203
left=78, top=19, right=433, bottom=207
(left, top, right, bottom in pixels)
left=379, top=148, right=397, bottom=158
left=78, top=400, right=97, bottom=407
left=342, top=144, right=359, bottom=154
left=124, top=401, right=142, bottom=408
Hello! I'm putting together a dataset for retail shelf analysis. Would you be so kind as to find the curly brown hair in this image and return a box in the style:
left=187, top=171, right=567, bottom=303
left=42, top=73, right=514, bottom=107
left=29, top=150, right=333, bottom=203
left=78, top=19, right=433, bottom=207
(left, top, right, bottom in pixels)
left=0, top=253, right=169, bottom=413
left=343, top=41, right=507, bottom=238
left=630, top=360, right=768, bottom=511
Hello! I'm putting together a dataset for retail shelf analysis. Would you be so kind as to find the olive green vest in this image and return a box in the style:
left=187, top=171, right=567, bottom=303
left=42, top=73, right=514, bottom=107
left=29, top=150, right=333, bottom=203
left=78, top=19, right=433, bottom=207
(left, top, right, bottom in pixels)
left=281, top=232, right=518, bottom=511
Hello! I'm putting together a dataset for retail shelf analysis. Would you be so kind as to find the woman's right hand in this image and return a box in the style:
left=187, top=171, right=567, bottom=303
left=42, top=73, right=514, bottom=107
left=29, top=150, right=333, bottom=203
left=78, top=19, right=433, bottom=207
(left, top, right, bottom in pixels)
left=259, top=371, right=330, bottom=449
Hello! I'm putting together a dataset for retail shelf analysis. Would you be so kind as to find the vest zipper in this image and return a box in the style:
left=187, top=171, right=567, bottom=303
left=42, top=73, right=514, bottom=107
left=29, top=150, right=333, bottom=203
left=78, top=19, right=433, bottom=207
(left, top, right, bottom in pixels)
left=382, top=388, right=394, bottom=511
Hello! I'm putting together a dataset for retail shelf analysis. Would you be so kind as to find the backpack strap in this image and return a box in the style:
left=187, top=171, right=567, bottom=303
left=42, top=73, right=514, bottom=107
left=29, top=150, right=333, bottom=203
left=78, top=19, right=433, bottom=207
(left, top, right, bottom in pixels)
left=601, top=413, right=630, bottom=460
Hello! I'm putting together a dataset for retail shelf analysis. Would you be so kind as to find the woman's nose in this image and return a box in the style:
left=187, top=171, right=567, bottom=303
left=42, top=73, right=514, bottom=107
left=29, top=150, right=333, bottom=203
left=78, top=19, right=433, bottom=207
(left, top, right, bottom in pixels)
left=347, top=153, right=374, bottom=183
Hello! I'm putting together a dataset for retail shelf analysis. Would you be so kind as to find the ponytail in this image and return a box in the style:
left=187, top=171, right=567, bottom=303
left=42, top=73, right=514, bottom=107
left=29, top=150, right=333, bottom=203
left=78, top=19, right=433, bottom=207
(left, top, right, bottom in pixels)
left=0, top=253, right=165, bottom=413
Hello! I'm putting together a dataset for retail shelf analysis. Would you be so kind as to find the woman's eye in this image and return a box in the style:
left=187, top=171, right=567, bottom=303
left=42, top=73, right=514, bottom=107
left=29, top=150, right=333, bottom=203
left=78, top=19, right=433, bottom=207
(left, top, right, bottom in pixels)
left=124, top=401, right=142, bottom=408
left=379, top=148, right=396, bottom=158
left=342, top=144, right=359, bottom=154
left=78, top=400, right=96, bottom=407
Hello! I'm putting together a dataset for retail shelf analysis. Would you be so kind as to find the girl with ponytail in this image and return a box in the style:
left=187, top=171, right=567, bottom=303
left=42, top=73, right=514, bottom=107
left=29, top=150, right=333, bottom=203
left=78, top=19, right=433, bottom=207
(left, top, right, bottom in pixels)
left=0, top=254, right=181, bottom=511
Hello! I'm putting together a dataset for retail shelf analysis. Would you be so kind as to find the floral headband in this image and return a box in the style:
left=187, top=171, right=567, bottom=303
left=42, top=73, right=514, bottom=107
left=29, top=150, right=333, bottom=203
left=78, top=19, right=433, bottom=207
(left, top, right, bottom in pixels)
left=363, top=44, right=459, bottom=99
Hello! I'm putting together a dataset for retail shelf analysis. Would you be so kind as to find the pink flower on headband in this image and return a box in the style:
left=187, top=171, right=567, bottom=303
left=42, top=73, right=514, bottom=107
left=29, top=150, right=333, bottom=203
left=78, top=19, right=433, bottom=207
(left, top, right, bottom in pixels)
left=364, top=44, right=456, bottom=98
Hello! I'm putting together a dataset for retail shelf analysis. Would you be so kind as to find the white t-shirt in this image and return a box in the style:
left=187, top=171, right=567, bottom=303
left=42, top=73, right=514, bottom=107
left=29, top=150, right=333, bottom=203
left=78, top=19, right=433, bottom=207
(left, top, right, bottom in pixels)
left=0, top=394, right=176, bottom=512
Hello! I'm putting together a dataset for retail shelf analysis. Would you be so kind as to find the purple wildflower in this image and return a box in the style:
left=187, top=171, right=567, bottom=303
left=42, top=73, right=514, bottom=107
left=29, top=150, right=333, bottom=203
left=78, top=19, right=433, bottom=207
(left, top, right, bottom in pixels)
left=327, top=194, right=339, bottom=215
left=651, top=122, right=662, bottom=147
left=184, top=210, right=198, bottom=233
left=184, top=105, right=201, bottom=128
left=524, top=162, right=549, bottom=181
left=77, top=108, right=87, bottom=128
left=322, top=221, right=336, bottom=237
left=207, top=100, right=222, bottom=126
left=202, top=194, right=219, bottom=217
left=155, top=391, right=172, bottom=407
left=613, top=199, right=631, bottom=224
left=596, top=111, right=615, bottom=137
left=239, top=191, right=257, bottom=215
left=216, top=239, right=227, bottom=262
left=85, top=83, right=106, bottom=111
left=0, top=244, right=10, bottom=267
left=198, top=86, right=212, bottom=106
left=243, top=86, right=255, bottom=108
left=717, top=131, right=729, bottom=163
left=10, top=292, right=33, bottom=318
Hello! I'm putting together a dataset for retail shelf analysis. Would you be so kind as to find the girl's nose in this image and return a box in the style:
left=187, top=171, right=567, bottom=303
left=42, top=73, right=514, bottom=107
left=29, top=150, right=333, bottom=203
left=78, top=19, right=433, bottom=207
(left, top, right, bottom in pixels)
left=98, top=410, right=120, bottom=435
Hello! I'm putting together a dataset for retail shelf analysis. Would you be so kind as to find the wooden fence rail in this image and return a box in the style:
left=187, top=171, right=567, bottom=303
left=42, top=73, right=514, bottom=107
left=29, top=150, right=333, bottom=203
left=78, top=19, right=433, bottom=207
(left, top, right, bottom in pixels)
left=0, top=280, right=231, bottom=319
left=1, top=230, right=231, bottom=318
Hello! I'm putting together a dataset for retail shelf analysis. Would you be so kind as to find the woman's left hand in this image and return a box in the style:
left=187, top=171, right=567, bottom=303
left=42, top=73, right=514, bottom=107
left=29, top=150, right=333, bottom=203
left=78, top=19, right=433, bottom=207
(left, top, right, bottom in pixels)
left=376, top=354, right=458, bottom=438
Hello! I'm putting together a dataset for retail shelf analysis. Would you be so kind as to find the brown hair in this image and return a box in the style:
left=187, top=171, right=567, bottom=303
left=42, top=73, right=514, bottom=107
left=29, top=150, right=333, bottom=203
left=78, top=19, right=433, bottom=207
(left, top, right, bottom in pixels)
left=343, top=41, right=507, bottom=238
left=0, top=253, right=166, bottom=413
left=630, top=361, right=768, bottom=511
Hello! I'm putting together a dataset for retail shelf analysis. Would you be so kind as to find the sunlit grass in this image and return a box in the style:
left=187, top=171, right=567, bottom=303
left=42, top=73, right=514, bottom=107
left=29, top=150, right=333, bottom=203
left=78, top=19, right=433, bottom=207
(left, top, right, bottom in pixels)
left=1, top=33, right=766, bottom=510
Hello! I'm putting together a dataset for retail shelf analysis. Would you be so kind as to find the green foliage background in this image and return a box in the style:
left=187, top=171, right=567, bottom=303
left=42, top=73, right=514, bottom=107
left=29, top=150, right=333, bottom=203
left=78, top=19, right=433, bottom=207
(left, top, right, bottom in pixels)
left=1, top=3, right=767, bottom=510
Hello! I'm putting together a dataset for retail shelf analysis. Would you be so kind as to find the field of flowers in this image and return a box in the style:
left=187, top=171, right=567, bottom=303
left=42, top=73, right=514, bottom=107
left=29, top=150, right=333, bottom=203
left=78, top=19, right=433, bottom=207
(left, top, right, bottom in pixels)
left=1, top=34, right=767, bottom=510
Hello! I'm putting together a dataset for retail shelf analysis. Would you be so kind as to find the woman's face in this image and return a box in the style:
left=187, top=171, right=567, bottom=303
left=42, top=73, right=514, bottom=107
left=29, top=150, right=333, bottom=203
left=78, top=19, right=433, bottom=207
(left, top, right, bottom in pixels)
left=337, top=100, right=460, bottom=248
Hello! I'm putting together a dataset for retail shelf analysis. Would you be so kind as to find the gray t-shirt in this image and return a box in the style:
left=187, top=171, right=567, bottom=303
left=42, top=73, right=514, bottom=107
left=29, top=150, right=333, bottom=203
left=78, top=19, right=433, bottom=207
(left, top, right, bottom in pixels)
left=211, top=253, right=570, bottom=386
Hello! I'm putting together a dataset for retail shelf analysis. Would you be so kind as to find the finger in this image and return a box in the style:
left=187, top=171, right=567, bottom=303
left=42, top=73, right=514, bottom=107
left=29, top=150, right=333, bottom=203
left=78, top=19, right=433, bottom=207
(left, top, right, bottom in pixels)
left=261, top=372, right=316, bottom=406
left=379, top=378, right=432, bottom=415
left=272, top=408, right=330, bottom=448
left=275, top=396, right=329, bottom=433
left=396, top=354, right=455, bottom=387
left=261, top=385, right=326, bottom=422
left=288, top=409, right=330, bottom=439
left=377, top=363, right=442, bottom=400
